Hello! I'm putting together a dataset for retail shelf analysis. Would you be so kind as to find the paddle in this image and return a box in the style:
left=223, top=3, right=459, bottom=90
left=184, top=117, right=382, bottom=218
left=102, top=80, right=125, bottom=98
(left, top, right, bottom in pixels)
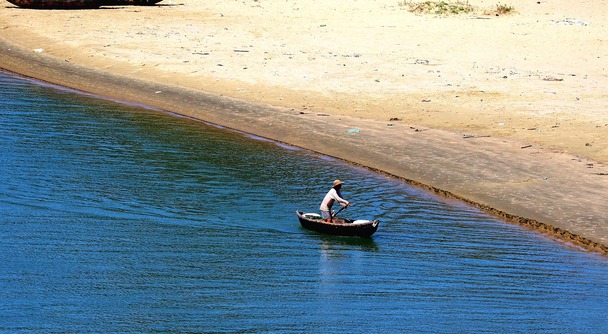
left=330, top=204, right=349, bottom=221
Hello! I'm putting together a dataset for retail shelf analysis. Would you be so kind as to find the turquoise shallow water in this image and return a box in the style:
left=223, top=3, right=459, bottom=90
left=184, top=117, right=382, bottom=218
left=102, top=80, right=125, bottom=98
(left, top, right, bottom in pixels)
left=1, top=70, right=607, bottom=333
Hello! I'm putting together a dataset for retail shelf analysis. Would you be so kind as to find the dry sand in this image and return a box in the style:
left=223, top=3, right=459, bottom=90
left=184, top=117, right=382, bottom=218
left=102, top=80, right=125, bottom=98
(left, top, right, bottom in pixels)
left=1, top=0, right=608, bottom=253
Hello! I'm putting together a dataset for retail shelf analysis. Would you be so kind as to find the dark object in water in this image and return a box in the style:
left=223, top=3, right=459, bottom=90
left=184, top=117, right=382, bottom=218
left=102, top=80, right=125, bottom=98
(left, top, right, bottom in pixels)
left=5, top=0, right=162, bottom=9
left=296, top=210, right=380, bottom=237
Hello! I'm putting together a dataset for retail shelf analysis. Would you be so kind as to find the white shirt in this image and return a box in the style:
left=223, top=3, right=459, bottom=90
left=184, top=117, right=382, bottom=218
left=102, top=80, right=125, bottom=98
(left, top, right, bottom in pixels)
left=320, top=188, right=349, bottom=211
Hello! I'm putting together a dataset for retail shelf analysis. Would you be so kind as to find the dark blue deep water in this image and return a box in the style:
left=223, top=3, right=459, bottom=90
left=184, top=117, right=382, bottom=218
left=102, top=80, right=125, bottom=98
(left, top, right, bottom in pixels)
left=1, top=70, right=607, bottom=333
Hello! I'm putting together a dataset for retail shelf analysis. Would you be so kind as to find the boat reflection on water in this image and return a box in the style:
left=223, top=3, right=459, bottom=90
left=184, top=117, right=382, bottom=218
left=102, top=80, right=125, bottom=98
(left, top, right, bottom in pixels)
left=316, top=233, right=379, bottom=253
left=316, top=235, right=379, bottom=301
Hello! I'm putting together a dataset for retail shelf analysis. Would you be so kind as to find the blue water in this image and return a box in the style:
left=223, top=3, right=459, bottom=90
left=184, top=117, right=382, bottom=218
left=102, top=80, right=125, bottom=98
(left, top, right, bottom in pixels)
left=1, top=70, right=607, bottom=333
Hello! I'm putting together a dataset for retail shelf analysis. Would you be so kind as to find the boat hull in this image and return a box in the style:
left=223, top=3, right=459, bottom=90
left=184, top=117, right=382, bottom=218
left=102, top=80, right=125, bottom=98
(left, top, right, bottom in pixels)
left=5, top=0, right=163, bottom=8
left=296, top=211, right=379, bottom=237
left=5, top=0, right=100, bottom=8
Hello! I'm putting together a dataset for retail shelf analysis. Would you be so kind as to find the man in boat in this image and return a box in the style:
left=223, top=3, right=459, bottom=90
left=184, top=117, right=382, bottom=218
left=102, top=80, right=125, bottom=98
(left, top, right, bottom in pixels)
left=320, top=179, right=350, bottom=222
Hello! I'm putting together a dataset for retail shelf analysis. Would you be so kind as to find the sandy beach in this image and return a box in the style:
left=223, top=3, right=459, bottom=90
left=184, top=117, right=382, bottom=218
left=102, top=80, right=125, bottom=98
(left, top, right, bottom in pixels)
left=1, top=0, right=607, bottom=253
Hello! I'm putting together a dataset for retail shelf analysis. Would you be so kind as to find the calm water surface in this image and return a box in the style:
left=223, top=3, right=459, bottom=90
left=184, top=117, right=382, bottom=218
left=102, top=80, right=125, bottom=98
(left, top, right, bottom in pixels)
left=1, top=71, right=607, bottom=333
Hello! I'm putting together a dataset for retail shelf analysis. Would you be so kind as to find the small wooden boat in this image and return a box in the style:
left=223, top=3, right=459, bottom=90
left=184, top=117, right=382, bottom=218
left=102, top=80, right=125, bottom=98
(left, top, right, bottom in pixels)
left=5, top=0, right=100, bottom=9
left=5, top=0, right=162, bottom=9
left=296, top=210, right=380, bottom=237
